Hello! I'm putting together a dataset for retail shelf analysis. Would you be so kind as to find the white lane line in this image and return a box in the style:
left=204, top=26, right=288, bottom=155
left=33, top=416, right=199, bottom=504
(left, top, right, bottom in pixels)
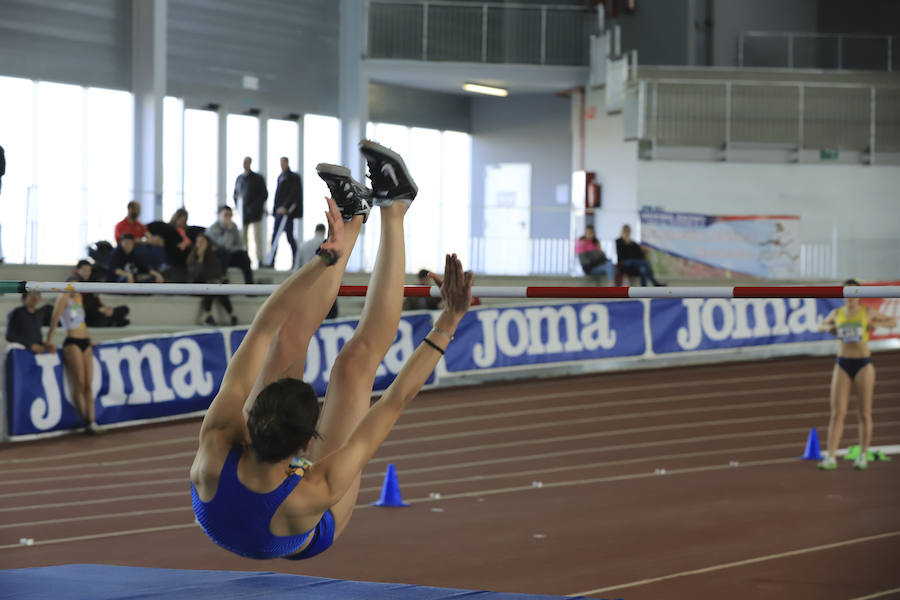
left=404, top=366, right=898, bottom=416
left=0, top=435, right=198, bottom=465
left=0, top=523, right=196, bottom=551
left=0, top=450, right=197, bottom=476
left=0, top=477, right=185, bottom=499
left=0, top=491, right=186, bottom=513
left=0, top=506, right=192, bottom=530
left=358, top=441, right=803, bottom=493
left=0, top=466, right=187, bottom=486
left=569, top=530, right=900, bottom=597
left=354, top=457, right=799, bottom=511
left=836, top=444, right=900, bottom=456
left=0, top=456, right=800, bottom=551
left=393, top=384, right=900, bottom=431
left=10, top=420, right=900, bottom=487
left=848, top=587, right=900, bottom=600
left=380, top=404, right=900, bottom=447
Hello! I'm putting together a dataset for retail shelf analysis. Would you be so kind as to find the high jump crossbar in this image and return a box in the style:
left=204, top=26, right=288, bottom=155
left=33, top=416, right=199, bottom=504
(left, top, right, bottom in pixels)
left=4, top=281, right=900, bottom=299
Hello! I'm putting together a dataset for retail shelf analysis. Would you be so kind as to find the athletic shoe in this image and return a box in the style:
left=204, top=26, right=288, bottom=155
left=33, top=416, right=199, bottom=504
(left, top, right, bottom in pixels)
left=316, top=163, right=372, bottom=223
left=817, top=456, right=837, bottom=470
left=359, top=140, right=418, bottom=206
left=853, top=454, right=868, bottom=470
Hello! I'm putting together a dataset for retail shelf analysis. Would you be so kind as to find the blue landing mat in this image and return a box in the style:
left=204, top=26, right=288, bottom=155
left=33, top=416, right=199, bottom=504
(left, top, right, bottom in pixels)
left=1, top=564, right=585, bottom=600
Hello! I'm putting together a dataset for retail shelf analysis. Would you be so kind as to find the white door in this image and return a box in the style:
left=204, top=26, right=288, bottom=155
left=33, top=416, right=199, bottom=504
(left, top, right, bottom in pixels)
left=484, top=163, right=531, bottom=275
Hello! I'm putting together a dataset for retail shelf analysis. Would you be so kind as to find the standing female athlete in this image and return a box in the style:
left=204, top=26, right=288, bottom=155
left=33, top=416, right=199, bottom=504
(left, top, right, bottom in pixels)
left=190, top=141, right=474, bottom=559
left=816, top=279, right=897, bottom=470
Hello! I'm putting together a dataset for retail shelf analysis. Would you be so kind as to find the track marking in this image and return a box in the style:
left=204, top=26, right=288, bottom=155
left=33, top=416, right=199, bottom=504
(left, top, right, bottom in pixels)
left=0, top=477, right=185, bottom=499
left=0, top=456, right=799, bottom=550
left=393, top=384, right=900, bottom=431
left=359, top=441, right=803, bottom=493
left=848, top=587, right=900, bottom=600
left=0, top=506, right=192, bottom=530
left=569, top=530, right=900, bottom=597
left=0, top=523, right=196, bottom=551
left=7, top=421, right=900, bottom=486
left=380, top=404, right=900, bottom=447
left=0, top=436, right=198, bottom=465
left=0, top=491, right=185, bottom=513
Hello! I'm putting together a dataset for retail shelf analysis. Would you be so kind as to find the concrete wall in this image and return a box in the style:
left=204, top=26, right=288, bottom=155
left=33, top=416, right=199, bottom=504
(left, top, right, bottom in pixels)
left=369, top=83, right=471, bottom=132
left=583, top=87, right=640, bottom=242
left=0, top=0, right=132, bottom=90
left=469, top=93, right=573, bottom=239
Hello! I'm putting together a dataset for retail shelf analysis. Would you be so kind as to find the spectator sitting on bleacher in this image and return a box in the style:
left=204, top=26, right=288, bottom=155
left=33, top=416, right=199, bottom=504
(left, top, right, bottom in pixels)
left=403, top=269, right=442, bottom=311
left=575, top=225, right=615, bottom=282
left=107, top=234, right=165, bottom=284
left=115, top=201, right=167, bottom=270
left=5, top=291, right=55, bottom=353
left=187, top=234, right=238, bottom=327
left=73, top=260, right=130, bottom=327
left=616, top=224, right=664, bottom=287
left=206, top=205, right=254, bottom=284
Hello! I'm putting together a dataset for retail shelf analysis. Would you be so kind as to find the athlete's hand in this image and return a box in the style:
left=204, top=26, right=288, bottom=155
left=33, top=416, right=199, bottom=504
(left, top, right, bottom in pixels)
left=430, top=253, right=473, bottom=320
left=319, top=197, right=345, bottom=260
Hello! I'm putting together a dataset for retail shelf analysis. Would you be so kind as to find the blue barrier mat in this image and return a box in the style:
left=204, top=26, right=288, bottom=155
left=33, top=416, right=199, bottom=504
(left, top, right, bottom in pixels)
left=0, top=564, right=585, bottom=600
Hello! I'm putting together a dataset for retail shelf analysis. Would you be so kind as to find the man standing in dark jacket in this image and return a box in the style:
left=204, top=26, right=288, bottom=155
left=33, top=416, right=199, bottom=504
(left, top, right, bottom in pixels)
left=266, top=156, right=302, bottom=268
left=233, top=156, right=268, bottom=268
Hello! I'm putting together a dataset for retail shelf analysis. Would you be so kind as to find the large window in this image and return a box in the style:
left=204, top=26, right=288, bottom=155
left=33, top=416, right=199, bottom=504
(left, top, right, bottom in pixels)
left=86, top=87, right=133, bottom=250
left=0, top=76, right=35, bottom=264
left=364, top=122, right=471, bottom=274
left=35, top=82, right=85, bottom=265
left=162, top=96, right=185, bottom=220
left=183, top=109, right=219, bottom=227
left=301, top=114, right=340, bottom=241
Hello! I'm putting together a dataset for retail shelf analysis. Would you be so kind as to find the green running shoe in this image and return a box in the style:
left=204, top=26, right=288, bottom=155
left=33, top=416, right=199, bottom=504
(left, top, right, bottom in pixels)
left=818, top=456, right=838, bottom=470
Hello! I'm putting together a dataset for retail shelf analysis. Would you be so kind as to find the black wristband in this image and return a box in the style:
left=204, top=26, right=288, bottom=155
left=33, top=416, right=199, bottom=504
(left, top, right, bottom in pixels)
left=423, top=338, right=445, bottom=355
left=316, top=245, right=338, bottom=266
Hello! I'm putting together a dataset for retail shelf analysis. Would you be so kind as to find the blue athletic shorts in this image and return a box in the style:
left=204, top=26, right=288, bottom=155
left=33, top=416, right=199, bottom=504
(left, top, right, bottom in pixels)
left=283, top=510, right=335, bottom=560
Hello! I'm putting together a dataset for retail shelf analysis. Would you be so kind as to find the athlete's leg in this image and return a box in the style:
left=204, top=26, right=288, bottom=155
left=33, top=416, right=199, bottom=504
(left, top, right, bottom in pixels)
left=62, top=345, right=87, bottom=424
left=311, top=201, right=409, bottom=539
left=81, top=345, right=95, bottom=424
left=853, top=363, right=875, bottom=455
left=252, top=215, right=363, bottom=387
left=250, top=166, right=372, bottom=392
left=825, top=363, right=851, bottom=459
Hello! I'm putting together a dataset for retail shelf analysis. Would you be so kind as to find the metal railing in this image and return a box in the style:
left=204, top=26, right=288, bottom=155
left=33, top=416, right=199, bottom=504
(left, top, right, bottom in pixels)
left=366, top=0, right=597, bottom=65
left=639, top=79, right=900, bottom=155
left=739, top=31, right=897, bottom=71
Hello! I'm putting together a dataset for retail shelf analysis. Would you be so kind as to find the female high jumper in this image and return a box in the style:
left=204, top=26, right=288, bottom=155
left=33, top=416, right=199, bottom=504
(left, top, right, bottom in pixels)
left=190, top=140, right=474, bottom=559
left=816, top=279, right=897, bottom=470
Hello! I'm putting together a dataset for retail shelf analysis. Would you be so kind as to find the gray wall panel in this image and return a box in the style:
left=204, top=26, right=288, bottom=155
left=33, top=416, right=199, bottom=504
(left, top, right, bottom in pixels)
left=470, top=93, right=572, bottom=239
left=712, top=0, right=818, bottom=67
left=0, top=0, right=130, bottom=89
left=167, top=0, right=339, bottom=116
left=369, top=83, right=471, bottom=132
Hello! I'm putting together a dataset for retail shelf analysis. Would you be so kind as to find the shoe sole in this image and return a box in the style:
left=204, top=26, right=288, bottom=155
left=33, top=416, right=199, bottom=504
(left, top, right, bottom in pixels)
left=316, top=163, right=351, bottom=178
left=358, top=140, right=419, bottom=199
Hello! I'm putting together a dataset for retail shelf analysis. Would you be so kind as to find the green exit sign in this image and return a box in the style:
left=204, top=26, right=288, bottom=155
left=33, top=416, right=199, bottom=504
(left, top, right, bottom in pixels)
left=820, top=149, right=839, bottom=160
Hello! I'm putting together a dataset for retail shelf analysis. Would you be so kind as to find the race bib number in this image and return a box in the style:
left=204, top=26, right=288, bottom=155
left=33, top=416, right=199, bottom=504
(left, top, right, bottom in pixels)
left=837, top=325, right=863, bottom=343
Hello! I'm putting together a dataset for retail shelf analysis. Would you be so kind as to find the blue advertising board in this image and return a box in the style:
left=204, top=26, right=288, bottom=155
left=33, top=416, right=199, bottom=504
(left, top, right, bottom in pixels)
left=7, top=331, right=228, bottom=436
left=443, top=301, right=646, bottom=372
left=650, top=297, right=842, bottom=354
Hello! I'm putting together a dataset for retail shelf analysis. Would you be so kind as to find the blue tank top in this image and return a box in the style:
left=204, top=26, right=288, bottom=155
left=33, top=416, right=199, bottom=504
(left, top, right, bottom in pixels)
left=190, top=445, right=314, bottom=559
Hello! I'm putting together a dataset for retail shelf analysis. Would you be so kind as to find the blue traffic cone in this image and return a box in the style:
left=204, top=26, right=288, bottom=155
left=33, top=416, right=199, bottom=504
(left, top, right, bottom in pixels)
left=372, top=463, right=409, bottom=507
left=800, top=427, right=822, bottom=460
